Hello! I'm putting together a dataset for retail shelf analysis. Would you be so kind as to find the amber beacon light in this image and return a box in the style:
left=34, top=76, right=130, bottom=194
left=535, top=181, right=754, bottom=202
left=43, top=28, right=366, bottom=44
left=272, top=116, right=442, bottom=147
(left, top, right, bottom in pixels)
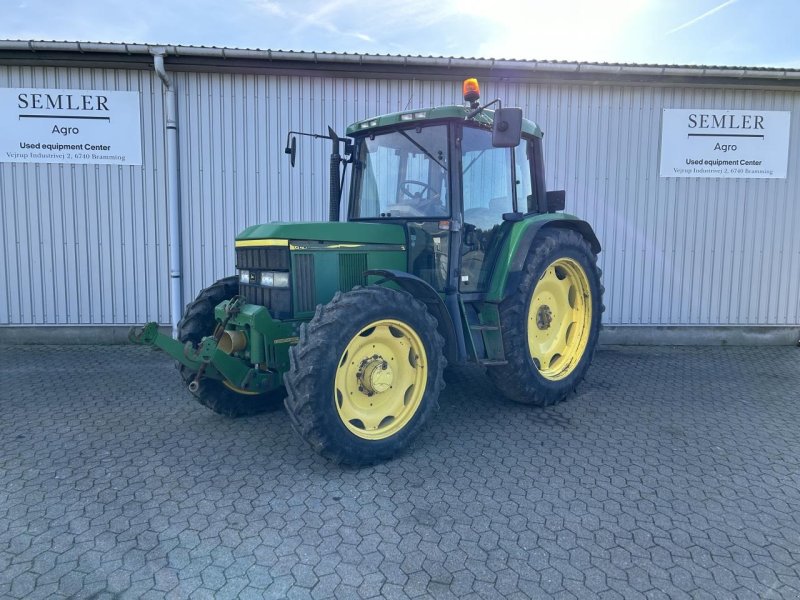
left=462, top=78, right=481, bottom=105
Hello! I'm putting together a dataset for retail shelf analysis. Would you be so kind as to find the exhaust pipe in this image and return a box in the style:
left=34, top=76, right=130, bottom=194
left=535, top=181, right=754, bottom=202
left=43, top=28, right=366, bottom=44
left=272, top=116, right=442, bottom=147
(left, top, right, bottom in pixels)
left=218, top=330, right=248, bottom=355
left=328, top=126, right=341, bottom=222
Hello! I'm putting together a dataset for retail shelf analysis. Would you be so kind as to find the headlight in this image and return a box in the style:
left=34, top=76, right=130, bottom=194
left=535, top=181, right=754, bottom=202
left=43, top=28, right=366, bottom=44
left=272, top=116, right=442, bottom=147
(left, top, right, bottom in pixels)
left=273, top=272, right=290, bottom=288
left=258, top=271, right=289, bottom=288
left=239, top=270, right=250, bottom=284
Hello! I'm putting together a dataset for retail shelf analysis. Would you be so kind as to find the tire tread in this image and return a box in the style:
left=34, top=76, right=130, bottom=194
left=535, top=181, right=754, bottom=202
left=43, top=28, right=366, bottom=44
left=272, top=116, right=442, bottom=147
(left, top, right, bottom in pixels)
left=177, top=276, right=282, bottom=417
left=284, top=286, right=445, bottom=465
left=487, top=229, right=603, bottom=406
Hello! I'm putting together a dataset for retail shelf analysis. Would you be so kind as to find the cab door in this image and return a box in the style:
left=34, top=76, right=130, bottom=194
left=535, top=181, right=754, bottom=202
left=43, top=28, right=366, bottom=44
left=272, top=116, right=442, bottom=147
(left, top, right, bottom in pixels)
left=458, top=125, right=533, bottom=292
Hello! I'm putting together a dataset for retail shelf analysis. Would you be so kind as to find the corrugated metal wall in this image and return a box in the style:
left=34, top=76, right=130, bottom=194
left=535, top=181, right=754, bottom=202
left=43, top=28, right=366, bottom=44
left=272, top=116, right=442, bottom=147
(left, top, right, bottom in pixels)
left=2, top=64, right=799, bottom=327
left=0, top=65, right=169, bottom=325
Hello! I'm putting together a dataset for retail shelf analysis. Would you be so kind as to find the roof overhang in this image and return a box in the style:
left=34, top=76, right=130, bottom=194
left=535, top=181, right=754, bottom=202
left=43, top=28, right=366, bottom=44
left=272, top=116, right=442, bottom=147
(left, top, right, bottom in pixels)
left=1, top=40, right=800, bottom=89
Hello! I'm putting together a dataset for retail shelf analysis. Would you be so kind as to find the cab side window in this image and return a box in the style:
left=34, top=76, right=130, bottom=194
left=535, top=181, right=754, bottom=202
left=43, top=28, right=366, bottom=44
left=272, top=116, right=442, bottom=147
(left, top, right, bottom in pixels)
left=462, top=127, right=513, bottom=226
left=460, top=126, right=514, bottom=292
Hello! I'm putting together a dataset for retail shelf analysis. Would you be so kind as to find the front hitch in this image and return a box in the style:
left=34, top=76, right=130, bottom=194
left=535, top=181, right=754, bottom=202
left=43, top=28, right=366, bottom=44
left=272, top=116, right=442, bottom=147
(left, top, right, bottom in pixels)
left=128, top=299, right=280, bottom=395
left=128, top=321, right=205, bottom=373
left=188, top=296, right=245, bottom=391
left=128, top=322, right=161, bottom=345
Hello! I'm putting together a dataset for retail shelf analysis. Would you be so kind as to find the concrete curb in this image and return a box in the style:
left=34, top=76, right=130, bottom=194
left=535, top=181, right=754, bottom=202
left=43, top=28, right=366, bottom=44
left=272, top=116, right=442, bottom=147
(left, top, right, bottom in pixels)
left=600, top=325, right=800, bottom=346
left=0, top=325, right=173, bottom=345
left=1, top=325, right=798, bottom=346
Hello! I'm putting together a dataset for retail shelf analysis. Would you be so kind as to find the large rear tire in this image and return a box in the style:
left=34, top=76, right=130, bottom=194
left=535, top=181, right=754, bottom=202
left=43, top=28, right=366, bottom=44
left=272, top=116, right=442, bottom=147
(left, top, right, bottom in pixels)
left=284, top=286, right=445, bottom=465
left=177, top=276, right=283, bottom=417
left=487, top=229, right=603, bottom=406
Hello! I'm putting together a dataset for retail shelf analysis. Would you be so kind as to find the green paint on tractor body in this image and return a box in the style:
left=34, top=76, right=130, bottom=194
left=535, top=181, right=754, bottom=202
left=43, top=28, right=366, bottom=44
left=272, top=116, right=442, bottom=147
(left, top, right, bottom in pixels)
left=485, top=211, right=583, bottom=301
left=237, top=221, right=406, bottom=245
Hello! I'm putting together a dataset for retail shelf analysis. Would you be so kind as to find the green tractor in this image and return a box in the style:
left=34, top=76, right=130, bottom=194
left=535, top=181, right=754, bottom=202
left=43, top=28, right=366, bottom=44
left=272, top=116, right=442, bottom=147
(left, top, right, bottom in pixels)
left=130, top=78, right=603, bottom=465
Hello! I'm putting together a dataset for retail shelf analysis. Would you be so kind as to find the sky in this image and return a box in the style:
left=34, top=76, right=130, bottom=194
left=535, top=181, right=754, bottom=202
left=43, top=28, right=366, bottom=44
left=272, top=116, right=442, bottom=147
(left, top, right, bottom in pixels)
left=3, top=0, right=800, bottom=68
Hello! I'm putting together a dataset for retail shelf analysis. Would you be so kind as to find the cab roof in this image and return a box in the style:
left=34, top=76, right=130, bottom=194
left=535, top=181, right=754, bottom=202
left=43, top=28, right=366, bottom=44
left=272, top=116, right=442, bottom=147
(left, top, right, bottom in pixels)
left=345, top=105, right=543, bottom=138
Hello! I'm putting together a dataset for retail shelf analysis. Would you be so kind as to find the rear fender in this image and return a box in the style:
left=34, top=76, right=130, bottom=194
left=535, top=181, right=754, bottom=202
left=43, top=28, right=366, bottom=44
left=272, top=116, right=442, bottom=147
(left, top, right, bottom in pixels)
left=486, top=214, right=601, bottom=302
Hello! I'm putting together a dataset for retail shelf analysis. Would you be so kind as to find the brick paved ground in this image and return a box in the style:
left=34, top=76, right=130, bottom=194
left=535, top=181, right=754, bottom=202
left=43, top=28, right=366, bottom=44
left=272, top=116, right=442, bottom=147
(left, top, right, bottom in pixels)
left=1, top=344, right=799, bottom=599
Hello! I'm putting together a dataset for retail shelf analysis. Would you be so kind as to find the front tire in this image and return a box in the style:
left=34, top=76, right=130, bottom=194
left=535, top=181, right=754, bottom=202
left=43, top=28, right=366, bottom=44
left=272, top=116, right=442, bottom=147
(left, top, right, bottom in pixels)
left=487, top=229, right=603, bottom=406
left=284, top=286, right=445, bottom=465
left=177, top=276, right=283, bottom=417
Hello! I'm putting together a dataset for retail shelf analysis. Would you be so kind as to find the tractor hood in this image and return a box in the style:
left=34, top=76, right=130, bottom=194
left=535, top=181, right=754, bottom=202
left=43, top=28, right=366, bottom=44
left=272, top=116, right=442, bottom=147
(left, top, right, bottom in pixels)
left=236, top=221, right=406, bottom=246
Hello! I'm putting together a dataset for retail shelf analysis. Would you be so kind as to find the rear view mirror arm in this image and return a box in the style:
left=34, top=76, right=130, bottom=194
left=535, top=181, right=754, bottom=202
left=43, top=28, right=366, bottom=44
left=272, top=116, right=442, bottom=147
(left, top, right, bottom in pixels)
left=284, top=129, right=352, bottom=167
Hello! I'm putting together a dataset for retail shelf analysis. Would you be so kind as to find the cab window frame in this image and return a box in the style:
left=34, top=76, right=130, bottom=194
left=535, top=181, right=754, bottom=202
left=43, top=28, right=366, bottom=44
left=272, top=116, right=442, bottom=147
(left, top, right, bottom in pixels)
left=347, top=121, right=454, bottom=222
left=459, top=122, right=516, bottom=220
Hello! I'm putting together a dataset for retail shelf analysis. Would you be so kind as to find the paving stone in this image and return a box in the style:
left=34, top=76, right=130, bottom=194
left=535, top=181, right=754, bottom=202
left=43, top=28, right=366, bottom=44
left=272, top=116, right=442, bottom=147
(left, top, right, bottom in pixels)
left=1, top=345, right=800, bottom=598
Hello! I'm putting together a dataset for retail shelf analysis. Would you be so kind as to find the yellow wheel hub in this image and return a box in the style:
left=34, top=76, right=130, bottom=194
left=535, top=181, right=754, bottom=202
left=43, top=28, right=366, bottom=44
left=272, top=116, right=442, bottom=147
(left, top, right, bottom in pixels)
left=334, top=319, right=427, bottom=440
left=527, top=257, right=592, bottom=381
left=360, top=359, right=394, bottom=394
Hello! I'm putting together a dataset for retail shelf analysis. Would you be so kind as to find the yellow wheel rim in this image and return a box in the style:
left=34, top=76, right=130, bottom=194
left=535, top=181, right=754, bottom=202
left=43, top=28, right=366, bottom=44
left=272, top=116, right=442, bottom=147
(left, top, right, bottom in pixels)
left=334, top=319, right=427, bottom=440
left=527, top=257, right=592, bottom=381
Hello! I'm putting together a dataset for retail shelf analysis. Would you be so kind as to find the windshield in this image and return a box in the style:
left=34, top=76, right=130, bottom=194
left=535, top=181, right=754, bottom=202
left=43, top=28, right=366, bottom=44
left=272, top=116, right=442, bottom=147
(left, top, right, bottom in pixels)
left=351, top=125, right=450, bottom=219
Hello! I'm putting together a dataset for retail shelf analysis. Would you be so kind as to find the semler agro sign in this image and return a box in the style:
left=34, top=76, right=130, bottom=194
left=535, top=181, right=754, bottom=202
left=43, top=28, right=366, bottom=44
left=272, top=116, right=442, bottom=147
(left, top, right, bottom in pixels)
left=0, top=88, right=142, bottom=165
left=659, top=108, right=790, bottom=179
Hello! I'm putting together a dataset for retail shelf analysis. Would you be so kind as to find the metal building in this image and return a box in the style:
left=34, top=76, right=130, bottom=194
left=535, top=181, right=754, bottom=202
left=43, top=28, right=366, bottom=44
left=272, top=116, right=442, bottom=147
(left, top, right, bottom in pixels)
left=1, top=41, right=798, bottom=343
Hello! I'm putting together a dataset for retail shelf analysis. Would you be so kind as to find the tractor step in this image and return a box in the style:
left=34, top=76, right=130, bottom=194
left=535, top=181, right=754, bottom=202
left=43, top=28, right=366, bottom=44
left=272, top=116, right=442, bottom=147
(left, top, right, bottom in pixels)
left=470, top=324, right=499, bottom=331
left=479, top=359, right=508, bottom=366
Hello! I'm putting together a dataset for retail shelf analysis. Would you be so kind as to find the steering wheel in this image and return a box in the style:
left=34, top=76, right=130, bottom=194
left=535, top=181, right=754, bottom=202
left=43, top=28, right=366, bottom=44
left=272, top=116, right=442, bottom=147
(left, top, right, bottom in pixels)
left=400, top=179, right=440, bottom=203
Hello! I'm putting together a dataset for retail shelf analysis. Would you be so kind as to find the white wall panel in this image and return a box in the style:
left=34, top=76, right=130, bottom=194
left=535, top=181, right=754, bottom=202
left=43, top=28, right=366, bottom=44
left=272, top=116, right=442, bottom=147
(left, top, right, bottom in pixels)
left=0, top=65, right=169, bottom=325
left=2, top=63, right=798, bottom=327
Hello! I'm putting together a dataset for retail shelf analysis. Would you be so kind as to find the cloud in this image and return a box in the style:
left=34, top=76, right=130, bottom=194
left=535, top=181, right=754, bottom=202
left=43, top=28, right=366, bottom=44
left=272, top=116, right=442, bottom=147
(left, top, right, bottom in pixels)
left=289, top=0, right=359, bottom=34
left=250, top=0, right=286, bottom=16
left=250, top=0, right=375, bottom=45
left=665, top=0, right=737, bottom=36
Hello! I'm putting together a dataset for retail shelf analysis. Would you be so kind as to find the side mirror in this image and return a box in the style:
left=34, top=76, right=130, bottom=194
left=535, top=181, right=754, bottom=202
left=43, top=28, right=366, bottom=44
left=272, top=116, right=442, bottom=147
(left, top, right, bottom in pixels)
left=546, top=190, right=566, bottom=213
left=492, top=107, right=522, bottom=148
left=284, top=136, right=297, bottom=167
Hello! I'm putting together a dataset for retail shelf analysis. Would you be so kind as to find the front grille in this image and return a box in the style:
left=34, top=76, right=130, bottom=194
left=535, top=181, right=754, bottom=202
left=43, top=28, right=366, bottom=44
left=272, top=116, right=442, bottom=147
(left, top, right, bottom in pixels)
left=237, top=284, right=291, bottom=317
left=236, top=246, right=292, bottom=318
left=235, top=247, right=289, bottom=271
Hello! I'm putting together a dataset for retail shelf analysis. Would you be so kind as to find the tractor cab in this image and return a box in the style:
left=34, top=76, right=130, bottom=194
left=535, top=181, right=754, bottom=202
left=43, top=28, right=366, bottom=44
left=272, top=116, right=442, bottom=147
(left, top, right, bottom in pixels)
left=345, top=100, right=546, bottom=297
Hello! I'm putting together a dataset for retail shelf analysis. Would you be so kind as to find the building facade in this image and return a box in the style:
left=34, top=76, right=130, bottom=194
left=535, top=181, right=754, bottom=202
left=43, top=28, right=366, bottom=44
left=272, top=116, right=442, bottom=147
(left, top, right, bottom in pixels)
left=1, top=41, right=798, bottom=343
